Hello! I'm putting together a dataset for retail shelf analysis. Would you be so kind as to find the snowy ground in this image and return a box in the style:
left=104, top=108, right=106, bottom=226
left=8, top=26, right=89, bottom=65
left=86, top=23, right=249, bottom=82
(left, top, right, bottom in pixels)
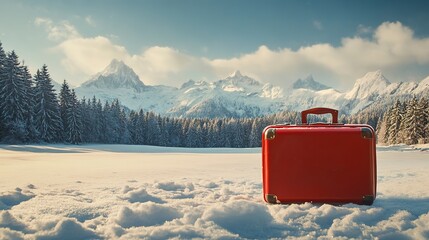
left=0, top=144, right=428, bottom=239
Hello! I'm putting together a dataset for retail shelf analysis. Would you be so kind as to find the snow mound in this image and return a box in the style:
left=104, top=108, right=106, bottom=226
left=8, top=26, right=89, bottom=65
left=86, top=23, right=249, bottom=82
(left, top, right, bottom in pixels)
left=1, top=144, right=429, bottom=239
left=154, top=181, right=189, bottom=192
left=0, top=228, right=25, bottom=240
left=0, top=211, right=30, bottom=233
left=35, top=218, right=101, bottom=240
left=0, top=188, right=35, bottom=210
left=202, top=200, right=281, bottom=239
left=115, top=202, right=182, bottom=228
left=122, top=188, right=164, bottom=203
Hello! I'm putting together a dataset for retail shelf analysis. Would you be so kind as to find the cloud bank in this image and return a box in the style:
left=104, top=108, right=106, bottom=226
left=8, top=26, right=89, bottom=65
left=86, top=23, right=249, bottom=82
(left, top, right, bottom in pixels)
left=36, top=19, right=429, bottom=90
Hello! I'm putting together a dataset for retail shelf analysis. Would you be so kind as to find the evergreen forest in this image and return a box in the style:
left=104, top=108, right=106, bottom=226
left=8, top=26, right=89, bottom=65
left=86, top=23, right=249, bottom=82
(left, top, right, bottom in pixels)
left=1, top=42, right=428, bottom=147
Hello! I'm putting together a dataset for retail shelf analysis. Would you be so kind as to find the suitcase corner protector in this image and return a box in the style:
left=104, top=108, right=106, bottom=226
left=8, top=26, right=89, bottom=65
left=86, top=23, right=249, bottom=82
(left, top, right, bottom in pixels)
left=361, top=127, right=373, bottom=139
left=265, top=128, right=276, bottom=140
left=265, top=194, right=280, bottom=204
left=362, top=195, right=375, bottom=205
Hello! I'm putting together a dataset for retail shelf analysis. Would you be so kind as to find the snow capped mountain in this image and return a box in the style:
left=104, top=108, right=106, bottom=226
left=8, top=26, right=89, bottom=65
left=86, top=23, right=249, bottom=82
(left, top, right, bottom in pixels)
left=81, top=59, right=145, bottom=92
left=75, top=61, right=429, bottom=118
left=76, top=64, right=284, bottom=117
left=293, top=75, right=330, bottom=91
left=168, top=71, right=284, bottom=117
left=345, top=70, right=391, bottom=100
left=414, top=76, right=429, bottom=94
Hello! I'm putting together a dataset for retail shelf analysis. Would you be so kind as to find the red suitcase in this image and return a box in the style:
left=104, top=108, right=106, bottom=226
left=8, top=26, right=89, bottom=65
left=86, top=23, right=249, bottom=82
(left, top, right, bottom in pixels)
left=262, top=107, right=376, bottom=205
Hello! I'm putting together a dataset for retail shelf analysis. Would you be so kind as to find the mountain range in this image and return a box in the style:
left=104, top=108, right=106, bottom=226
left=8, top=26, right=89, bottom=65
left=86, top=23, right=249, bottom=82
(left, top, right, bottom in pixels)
left=74, top=59, right=429, bottom=118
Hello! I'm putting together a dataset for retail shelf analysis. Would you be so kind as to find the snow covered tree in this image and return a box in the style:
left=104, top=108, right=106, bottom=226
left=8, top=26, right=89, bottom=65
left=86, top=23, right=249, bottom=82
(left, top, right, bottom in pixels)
left=185, top=119, right=202, bottom=147
left=21, top=65, right=38, bottom=141
left=386, top=100, right=404, bottom=144
left=0, top=41, right=6, bottom=71
left=0, top=42, right=6, bottom=139
left=119, top=108, right=130, bottom=144
left=249, top=119, right=263, bottom=147
left=34, top=65, right=63, bottom=142
left=59, top=80, right=73, bottom=141
left=145, top=111, right=161, bottom=145
left=79, top=98, right=91, bottom=143
left=167, top=118, right=181, bottom=146
left=65, top=90, right=82, bottom=144
left=417, top=97, right=428, bottom=143
left=0, top=51, right=28, bottom=141
left=401, top=96, right=425, bottom=145
left=423, top=98, right=429, bottom=143
left=100, top=101, right=113, bottom=143
left=128, top=110, right=139, bottom=144
left=376, top=109, right=391, bottom=144
left=91, top=97, right=103, bottom=143
left=136, top=109, right=146, bottom=144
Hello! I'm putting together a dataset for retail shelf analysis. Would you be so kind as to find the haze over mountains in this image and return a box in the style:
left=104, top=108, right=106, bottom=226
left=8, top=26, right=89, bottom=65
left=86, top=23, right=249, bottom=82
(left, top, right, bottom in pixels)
left=75, top=59, right=429, bottom=118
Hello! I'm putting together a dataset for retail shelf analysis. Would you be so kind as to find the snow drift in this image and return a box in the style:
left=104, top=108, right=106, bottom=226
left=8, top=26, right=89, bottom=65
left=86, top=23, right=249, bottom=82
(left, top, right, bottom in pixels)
left=0, top=144, right=428, bottom=239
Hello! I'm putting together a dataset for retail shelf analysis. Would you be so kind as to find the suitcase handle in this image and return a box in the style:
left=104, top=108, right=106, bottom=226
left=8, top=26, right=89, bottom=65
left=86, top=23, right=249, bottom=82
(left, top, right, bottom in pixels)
left=301, top=107, right=338, bottom=124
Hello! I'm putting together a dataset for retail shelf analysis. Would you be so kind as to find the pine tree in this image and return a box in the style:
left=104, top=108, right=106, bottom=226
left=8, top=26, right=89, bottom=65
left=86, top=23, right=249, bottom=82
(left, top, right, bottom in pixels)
left=145, top=111, right=161, bottom=145
left=21, top=65, right=38, bottom=141
left=100, top=101, right=113, bottom=143
left=136, top=109, right=146, bottom=144
left=0, top=41, right=6, bottom=71
left=120, top=108, right=130, bottom=144
left=79, top=98, right=92, bottom=143
left=34, top=65, right=63, bottom=142
left=185, top=119, right=200, bottom=147
left=167, top=118, right=180, bottom=146
left=417, top=97, right=428, bottom=143
left=0, top=42, right=6, bottom=139
left=422, top=98, right=429, bottom=143
left=92, top=98, right=103, bottom=143
left=401, top=96, right=424, bottom=145
left=128, top=110, right=139, bottom=144
left=376, top=109, right=390, bottom=145
left=59, top=80, right=73, bottom=141
left=0, top=51, right=28, bottom=141
left=66, top=90, right=82, bottom=144
left=387, top=100, right=404, bottom=144
left=249, top=119, right=263, bottom=147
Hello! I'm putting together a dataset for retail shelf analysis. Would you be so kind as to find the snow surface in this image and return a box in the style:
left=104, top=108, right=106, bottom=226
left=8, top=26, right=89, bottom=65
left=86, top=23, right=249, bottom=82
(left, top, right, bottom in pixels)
left=0, top=144, right=428, bottom=239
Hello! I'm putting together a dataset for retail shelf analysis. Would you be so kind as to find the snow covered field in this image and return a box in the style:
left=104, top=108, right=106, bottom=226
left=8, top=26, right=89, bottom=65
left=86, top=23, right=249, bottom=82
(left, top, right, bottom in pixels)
left=0, top=144, right=428, bottom=239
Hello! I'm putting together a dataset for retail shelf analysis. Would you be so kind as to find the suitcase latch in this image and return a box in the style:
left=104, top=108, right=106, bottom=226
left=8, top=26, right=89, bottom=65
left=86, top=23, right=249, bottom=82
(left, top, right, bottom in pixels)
left=265, top=128, right=276, bottom=140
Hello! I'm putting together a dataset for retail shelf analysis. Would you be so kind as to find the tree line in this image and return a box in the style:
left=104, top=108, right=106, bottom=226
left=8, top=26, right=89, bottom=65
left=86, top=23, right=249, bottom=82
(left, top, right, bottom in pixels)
left=377, top=97, right=429, bottom=145
left=0, top=41, right=295, bottom=147
left=1, top=41, right=428, bottom=147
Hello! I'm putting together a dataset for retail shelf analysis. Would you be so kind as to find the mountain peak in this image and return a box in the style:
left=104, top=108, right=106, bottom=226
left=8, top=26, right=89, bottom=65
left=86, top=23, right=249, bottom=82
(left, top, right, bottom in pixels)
left=101, top=59, right=132, bottom=76
left=361, top=70, right=389, bottom=84
left=345, top=70, right=391, bottom=99
left=355, top=70, right=391, bottom=88
left=293, top=75, right=330, bottom=91
left=229, top=70, right=243, bottom=78
left=222, top=70, right=260, bottom=87
left=81, top=59, right=145, bottom=92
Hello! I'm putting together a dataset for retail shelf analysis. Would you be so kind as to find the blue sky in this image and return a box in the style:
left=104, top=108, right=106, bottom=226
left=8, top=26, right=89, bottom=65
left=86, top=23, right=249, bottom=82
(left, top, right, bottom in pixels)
left=1, top=0, right=429, bottom=90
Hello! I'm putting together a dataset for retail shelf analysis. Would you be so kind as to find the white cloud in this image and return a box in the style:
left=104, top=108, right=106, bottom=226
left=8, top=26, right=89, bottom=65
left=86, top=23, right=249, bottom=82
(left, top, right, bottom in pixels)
left=210, top=21, right=429, bottom=90
left=38, top=18, right=429, bottom=89
left=35, top=17, right=80, bottom=41
left=56, top=36, right=129, bottom=76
